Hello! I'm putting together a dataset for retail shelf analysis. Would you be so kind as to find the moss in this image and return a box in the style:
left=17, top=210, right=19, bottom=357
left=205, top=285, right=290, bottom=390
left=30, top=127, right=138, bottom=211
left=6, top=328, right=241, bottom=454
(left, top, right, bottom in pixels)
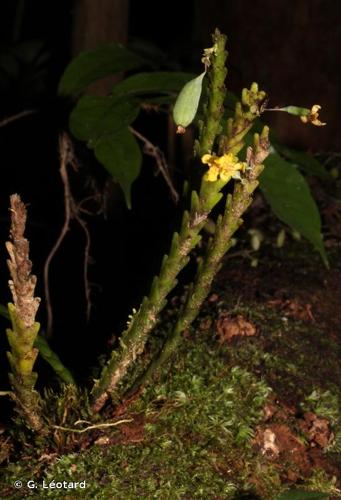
left=1, top=244, right=340, bottom=498
left=302, top=389, right=341, bottom=457
left=211, top=303, right=341, bottom=405
left=303, top=468, right=340, bottom=496
left=1, top=336, right=275, bottom=499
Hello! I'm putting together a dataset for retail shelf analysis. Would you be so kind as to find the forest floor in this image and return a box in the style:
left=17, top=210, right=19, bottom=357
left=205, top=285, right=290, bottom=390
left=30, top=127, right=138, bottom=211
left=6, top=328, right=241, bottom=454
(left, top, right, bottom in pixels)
left=0, top=234, right=340, bottom=499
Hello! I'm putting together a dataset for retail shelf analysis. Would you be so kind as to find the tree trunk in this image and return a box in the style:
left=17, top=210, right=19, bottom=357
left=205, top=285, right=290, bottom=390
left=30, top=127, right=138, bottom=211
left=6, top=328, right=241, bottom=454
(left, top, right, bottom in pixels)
left=71, top=0, right=129, bottom=95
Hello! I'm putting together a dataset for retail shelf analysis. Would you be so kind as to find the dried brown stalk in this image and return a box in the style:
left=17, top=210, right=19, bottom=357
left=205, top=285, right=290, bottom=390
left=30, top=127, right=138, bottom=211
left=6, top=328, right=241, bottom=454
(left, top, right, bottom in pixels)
left=6, top=195, right=40, bottom=328
left=5, top=194, right=46, bottom=433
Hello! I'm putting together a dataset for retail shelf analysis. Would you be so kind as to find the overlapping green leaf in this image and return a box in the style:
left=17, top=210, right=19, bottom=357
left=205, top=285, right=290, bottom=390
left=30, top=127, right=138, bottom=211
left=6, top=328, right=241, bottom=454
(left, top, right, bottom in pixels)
left=58, top=43, right=145, bottom=96
left=94, top=128, right=142, bottom=209
left=260, top=153, right=328, bottom=266
left=68, top=93, right=142, bottom=208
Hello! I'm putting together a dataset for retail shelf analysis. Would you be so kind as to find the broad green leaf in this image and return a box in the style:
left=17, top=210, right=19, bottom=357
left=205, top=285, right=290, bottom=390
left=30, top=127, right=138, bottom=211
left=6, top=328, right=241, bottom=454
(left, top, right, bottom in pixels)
left=94, top=128, right=142, bottom=208
left=69, top=95, right=139, bottom=144
left=276, top=490, right=329, bottom=500
left=68, top=95, right=141, bottom=208
left=260, top=154, right=328, bottom=266
left=273, top=143, right=330, bottom=180
left=58, top=43, right=145, bottom=96
left=111, top=71, right=195, bottom=100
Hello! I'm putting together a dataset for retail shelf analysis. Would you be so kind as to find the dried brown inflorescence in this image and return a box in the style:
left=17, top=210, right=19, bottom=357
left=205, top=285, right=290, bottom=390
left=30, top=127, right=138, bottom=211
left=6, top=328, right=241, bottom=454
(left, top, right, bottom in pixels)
left=5, top=194, right=46, bottom=434
left=6, top=194, right=40, bottom=329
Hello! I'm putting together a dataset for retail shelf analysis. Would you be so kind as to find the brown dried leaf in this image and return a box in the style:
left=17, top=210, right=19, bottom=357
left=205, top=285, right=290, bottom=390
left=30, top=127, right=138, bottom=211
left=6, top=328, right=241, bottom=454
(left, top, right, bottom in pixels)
left=303, top=413, right=333, bottom=448
left=216, top=314, right=256, bottom=344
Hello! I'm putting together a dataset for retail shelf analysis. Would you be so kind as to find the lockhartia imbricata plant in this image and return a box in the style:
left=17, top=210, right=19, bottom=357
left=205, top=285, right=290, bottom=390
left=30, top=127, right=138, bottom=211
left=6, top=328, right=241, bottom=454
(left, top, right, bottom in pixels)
left=0, top=29, right=326, bottom=442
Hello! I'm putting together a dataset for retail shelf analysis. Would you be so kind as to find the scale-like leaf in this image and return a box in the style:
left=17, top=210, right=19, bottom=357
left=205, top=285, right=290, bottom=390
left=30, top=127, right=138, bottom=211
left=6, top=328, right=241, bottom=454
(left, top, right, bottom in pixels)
left=94, top=128, right=142, bottom=208
left=69, top=95, right=139, bottom=144
left=58, top=43, right=145, bottom=96
left=111, top=71, right=195, bottom=100
left=260, top=153, right=328, bottom=266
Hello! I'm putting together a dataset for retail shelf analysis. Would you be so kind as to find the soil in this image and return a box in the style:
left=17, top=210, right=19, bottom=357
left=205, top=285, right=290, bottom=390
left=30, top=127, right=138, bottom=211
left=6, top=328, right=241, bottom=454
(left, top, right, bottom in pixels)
left=211, top=234, right=341, bottom=490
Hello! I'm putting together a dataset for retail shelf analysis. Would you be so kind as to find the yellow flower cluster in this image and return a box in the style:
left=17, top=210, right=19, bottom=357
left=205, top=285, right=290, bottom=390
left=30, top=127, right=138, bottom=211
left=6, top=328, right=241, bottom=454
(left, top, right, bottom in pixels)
left=300, top=105, right=326, bottom=126
left=201, top=153, right=246, bottom=182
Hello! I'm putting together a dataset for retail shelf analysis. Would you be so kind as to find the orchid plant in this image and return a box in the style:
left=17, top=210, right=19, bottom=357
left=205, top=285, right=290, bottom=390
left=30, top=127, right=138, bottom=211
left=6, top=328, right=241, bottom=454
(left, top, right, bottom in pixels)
left=0, top=30, right=326, bottom=436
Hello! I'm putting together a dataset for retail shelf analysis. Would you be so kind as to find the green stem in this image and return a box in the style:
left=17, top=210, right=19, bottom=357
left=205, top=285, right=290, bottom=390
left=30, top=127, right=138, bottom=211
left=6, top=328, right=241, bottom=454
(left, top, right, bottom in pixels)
left=6, top=304, right=46, bottom=434
left=91, top=30, right=229, bottom=413
left=197, top=29, right=228, bottom=156
left=130, top=128, right=270, bottom=391
left=91, top=182, right=225, bottom=412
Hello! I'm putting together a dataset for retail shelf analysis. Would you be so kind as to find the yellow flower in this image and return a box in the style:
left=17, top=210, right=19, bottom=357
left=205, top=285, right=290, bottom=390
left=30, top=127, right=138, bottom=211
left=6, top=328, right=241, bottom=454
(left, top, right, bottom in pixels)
left=201, top=153, right=245, bottom=183
left=300, top=104, right=326, bottom=126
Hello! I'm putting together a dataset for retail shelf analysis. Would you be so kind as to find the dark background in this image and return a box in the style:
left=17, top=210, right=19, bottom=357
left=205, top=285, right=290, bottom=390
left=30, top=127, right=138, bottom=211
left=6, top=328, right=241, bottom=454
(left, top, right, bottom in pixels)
left=0, top=0, right=339, bottom=384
